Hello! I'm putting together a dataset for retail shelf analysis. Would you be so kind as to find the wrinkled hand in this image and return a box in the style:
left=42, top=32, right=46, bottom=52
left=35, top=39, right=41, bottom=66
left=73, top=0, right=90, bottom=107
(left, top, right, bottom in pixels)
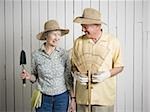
left=20, top=69, right=31, bottom=80
left=68, top=99, right=76, bottom=112
left=71, top=72, right=88, bottom=85
left=92, top=70, right=111, bottom=83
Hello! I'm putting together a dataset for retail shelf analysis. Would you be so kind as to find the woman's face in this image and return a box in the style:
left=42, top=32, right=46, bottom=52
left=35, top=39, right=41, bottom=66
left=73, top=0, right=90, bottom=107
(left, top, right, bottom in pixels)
left=46, top=31, right=61, bottom=47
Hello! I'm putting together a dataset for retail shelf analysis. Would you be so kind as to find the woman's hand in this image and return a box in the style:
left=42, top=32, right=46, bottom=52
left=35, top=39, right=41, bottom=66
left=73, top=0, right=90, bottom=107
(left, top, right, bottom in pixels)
left=68, top=98, right=76, bottom=112
left=20, top=69, right=31, bottom=80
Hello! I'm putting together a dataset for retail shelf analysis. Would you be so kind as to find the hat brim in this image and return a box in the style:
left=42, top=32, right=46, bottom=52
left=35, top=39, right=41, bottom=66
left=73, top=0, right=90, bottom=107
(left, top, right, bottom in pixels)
left=73, top=17, right=107, bottom=25
left=36, top=29, right=69, bottom=40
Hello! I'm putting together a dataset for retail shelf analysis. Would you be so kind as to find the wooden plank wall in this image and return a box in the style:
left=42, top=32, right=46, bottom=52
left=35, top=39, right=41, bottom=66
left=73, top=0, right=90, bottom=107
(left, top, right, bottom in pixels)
left=0, top=0, right=149, bottom=112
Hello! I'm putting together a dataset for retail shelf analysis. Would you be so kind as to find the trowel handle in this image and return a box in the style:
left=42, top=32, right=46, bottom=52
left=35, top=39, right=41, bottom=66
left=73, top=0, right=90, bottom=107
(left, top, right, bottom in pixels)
left=23, top=79, right=26, bottom=85
left=22, top=65, right=26, bottom=87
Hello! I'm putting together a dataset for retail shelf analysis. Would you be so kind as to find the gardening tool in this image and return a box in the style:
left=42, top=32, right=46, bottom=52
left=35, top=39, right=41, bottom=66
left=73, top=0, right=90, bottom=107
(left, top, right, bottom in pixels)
left=20, top=50, right=27, bottom=87
left=87, top=70, right=92, bottom=112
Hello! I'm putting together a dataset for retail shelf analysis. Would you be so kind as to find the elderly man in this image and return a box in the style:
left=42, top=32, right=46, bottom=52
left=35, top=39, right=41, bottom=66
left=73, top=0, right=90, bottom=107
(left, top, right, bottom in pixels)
left=71, top=8, right=124, bottom=112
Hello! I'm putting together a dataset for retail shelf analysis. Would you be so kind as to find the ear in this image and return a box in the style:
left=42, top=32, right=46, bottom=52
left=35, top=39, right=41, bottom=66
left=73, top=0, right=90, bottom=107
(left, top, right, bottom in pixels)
left=43, top=33, right=48, bottom=39
left=45, top=36, right=47, bottom=40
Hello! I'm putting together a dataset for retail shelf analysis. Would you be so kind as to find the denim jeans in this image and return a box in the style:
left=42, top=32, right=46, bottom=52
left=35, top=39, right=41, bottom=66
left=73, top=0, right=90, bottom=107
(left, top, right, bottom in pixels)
left=36, top=91, right=69, bottom=112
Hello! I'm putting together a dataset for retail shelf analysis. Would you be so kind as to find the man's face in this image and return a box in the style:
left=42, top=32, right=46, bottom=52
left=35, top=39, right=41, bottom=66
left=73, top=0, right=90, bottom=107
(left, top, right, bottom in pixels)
left=81, top=24, right=100, bottom=39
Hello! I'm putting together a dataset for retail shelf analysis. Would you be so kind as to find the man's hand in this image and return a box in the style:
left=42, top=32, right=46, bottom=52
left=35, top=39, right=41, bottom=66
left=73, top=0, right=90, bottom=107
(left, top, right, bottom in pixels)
left=92, top=70, right=111, bottom=83
left=71, top=72, right=88, bottom=85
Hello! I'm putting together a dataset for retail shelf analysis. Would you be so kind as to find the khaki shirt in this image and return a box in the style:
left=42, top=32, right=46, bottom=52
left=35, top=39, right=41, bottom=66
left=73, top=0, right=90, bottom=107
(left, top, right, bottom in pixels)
left=71, top=32, right=124, bottom=105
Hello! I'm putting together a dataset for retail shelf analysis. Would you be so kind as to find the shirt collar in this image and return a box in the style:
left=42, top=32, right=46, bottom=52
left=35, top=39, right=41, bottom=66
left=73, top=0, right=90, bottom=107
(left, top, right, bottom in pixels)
left=84, top=31, right=108, bottom=44
left=40, top=42, right=61, bottom=53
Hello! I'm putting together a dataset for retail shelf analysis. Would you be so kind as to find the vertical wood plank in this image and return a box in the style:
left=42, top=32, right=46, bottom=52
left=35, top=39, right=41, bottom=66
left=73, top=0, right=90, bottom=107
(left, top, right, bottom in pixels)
left=57, top=0, right=65, bottom=49
left=116, top=1, right=126, bottom=112
left=66, top=0, right=74, bottom=50
left=100, top=0, right=108, bottom=32
left=13, top=0, right=23, bottom=111
left=125, top=1, right=134, bottom=112
left=0, top=0, right=150, bottom=112
left=108, top=1, right=117, bottom=35
left=142, top=31, right=149, bottom=112
left=147, top=31, right=150, bottom=112
left=22, top=0, right=32, bottom=111
left=81, top=0, right=91, bottom=9
left=30, top=0, right=41, bottom=104
left=134, top=1, right=143, bottom=112
left=143, top=1, right=150, bottom=112
left=73, top=0, right=82, bottom=40
left=0, top=0, right=6, bottom=111
left=90, top=0, right=99, bottom=10
left=5, top=0, right=15, bottom=111
left=39, top=0, right=47, bottom=46
left=47, top=0, right=57, bottom=19
left=108, top=1, right=126, bottom=112
left=31, top=0, right=40, bottom=51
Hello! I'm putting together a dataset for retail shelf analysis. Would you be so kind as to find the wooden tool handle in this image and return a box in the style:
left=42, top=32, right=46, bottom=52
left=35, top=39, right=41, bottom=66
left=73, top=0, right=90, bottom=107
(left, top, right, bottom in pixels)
left=22, top=65, right=26, bottom=87
left=87, top=70, right=92, bottom=112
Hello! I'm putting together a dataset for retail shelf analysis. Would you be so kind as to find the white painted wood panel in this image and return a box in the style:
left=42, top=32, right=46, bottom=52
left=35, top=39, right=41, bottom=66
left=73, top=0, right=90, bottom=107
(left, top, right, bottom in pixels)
left=47, top=0, right=57, bottom=19
left=39, top=0, right=47, bottom=46
left=73, top=0, right=82, bottom=41
left=0, top=0, right=6, bottom=111
left=82, top=0, right=91, bottom=10
left=134, top=1, right=143, bottom=112
left=57, top=0, right=66, bottom=49
left=90, top=0, right=99, bottom=11
left=66, top=0, right=74, bottom=50
left=147, top=31, right=150, bottom=112
left=13, top=0, right=23, bottom=111
left=0, top=0, right=149, bottom=112
left=142, top=31, right=149, bottom=112
left=22, top=1, right=32, bottom=111
left=143, top=2, right=150, bottom=111
left=100, top=0, right=109, bottom=32
left=30, top=0, right=41, bottom=98
left=5, top=0, right=15, bottom=111
left=116, top=1, right=126, bottom=112
left=31, top=0, right=40, bottom=51
left=125, top=1, right=134, bottom=112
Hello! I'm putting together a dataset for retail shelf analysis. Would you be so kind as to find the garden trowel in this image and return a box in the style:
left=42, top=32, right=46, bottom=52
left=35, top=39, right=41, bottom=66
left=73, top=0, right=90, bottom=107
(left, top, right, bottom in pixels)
left=20, top=50, right=26, bottom=87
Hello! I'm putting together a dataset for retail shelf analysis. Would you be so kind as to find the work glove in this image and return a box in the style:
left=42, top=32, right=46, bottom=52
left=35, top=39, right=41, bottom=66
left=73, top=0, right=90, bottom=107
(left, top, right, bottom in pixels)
left=71, top=72, right=88, bottom=85
left=92, top=70, right=111, bottom=83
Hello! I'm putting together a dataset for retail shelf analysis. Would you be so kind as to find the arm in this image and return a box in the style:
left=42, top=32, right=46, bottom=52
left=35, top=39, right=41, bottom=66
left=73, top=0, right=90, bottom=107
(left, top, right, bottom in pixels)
left=92, top=38, right=124, bottom=83
left=66, top=50, right=76, bottom=112
left=20, top=53, right=38, bottom=83
left=110, top=66, right=124, bottom=77
left=20, top=69, right=37, bottom=83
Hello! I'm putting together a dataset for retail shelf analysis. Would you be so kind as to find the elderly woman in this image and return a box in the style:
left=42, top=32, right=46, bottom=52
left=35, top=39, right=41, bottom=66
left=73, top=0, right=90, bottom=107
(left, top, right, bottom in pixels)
left=20, top=20, right=75, bottom=112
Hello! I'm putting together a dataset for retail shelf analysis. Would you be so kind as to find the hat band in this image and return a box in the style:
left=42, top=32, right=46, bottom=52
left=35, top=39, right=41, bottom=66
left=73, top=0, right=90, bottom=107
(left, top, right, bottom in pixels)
left=82, top=17, right=101, bottom=21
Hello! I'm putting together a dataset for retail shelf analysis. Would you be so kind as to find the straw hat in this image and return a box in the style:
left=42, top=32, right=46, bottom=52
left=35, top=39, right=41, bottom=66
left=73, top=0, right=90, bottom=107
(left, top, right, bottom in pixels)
left=73, top=8, right=106, bottom=25
left=36, top=20, right=69, bottom=40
